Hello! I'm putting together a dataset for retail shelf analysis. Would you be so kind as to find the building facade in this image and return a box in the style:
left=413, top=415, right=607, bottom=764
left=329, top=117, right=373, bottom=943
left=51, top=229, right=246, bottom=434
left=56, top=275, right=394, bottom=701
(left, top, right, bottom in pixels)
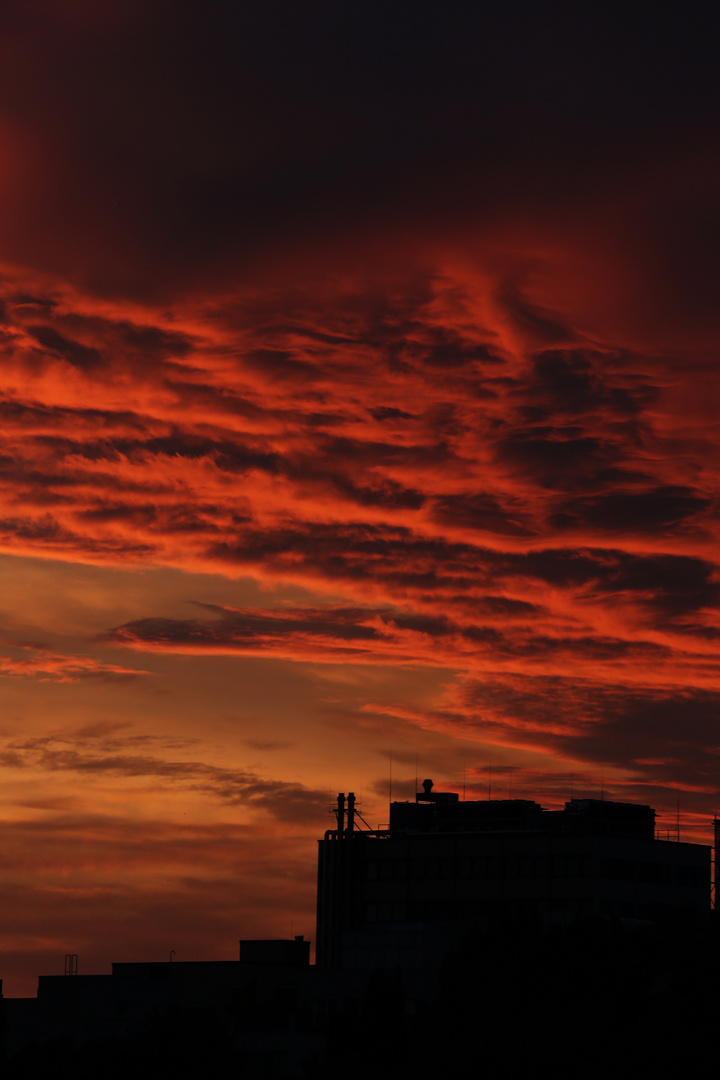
left=316, top=782, right=710, bottom=969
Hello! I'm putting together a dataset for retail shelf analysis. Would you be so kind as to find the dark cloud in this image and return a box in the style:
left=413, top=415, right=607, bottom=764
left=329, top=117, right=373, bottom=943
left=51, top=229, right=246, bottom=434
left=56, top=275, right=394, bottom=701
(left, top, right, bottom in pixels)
left=0, top=511, right=155, bottom=555
left=0, top=399, right=149, bottom=433
left=608, top=554, right=720, bottom=617
left=73, top=317, right=195, bottom=361
left=552, top=486, right=711, bottom=534
left=497, top=430, right=612, bottom=489
left=327, top=474, right=426, bottom=511
left=106, top=602, right=690, bottom=682
left=369, top=406, right=416, bottom=422
left=26, top=325, right=102, bottom=371
left=497, top=292, right=573, bottom=345
left=529, top=349, right=656, bottom=417
left=506, top=548, right=720, bottom=616
left=405, top=327, right=505, bottom=369
left=459, top=673, right=720, bottom=794
left=206, top=519, right=720, bottom=625
left=3, top=734, right=327, bottom=824
left=241, top=349, right=318, bottom=383
left=432, top=493, right=535, bottom=537
left=208, top=522, right=486, bottom=591
left=110, top=606, right=383, bottom=648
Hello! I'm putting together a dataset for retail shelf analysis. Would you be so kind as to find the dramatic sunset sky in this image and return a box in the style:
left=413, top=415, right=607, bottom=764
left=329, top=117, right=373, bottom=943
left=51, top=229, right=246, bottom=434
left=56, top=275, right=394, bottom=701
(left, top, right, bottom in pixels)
left=1, top=2, right=719, bottom=993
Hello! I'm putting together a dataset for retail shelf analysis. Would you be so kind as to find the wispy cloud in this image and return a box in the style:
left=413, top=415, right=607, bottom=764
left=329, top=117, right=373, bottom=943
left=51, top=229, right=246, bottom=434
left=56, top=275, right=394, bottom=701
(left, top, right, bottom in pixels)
left=0, top=731, right=328, bottom=823
left=0, top=641, right=147, bottom=681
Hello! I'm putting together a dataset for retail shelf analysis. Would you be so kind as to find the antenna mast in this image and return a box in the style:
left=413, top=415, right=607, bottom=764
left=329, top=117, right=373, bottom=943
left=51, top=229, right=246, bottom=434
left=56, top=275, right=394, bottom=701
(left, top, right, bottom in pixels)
left=714, top=818, right=720, bottom=910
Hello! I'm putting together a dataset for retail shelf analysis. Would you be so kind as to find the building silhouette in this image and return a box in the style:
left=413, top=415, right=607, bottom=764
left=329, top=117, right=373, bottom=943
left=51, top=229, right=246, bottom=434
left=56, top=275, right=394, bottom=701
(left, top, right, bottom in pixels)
left=316, top=782, right=710, bottom=969
left=1, top=783, right=714, bottom=1075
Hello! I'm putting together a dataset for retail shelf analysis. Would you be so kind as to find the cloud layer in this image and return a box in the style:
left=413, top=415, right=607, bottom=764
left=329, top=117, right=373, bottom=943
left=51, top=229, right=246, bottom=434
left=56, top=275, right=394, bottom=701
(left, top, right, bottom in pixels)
left=0, top=261, right=717, bottom=811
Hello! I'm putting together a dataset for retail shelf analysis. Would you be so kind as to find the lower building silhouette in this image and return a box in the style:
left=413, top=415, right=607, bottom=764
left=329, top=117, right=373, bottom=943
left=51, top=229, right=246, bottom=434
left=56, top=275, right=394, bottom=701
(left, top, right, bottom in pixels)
left=1, top=784, right=715, bottom=1078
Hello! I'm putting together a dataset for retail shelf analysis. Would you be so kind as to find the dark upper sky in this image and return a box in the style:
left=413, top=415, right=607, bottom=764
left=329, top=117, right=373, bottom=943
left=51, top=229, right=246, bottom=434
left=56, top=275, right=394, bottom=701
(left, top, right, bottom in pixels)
left=0, top=2, right=717, bottom=305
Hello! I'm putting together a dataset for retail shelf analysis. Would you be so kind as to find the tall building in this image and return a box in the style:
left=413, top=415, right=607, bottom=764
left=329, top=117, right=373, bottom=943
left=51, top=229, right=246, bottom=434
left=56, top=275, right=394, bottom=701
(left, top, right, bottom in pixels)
left=316, top=782, right=710, bottom=969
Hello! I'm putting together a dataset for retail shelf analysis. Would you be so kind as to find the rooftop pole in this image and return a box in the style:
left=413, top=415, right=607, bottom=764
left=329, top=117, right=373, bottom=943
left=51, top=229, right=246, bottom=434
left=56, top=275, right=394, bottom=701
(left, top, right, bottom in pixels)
left=714, top=817, right=720, bottom=910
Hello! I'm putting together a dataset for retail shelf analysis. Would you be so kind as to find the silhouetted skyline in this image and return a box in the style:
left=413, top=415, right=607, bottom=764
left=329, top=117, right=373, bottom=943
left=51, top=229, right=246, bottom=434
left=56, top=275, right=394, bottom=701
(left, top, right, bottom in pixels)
left=3, top=785, right=715, bottom=1076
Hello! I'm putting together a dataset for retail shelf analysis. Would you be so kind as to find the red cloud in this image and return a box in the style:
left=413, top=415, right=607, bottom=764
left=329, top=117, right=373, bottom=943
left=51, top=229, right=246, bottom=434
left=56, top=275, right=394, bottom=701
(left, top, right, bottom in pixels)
left=0, top=643, right=147, bottom=682
left=0, top=263, right=716, bottom=701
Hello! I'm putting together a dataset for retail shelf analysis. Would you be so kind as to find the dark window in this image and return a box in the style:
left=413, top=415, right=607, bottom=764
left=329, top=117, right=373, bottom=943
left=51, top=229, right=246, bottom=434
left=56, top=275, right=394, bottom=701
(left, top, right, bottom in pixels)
left=566, top=855, right=585, bottom=878
left=551, top=855, right=585, bottom=878
left=676, top=865, right=708, bottom=889
left=601, top=857, right=634, bottom=881
left=478, top=857, right=502, bottom=879
left=639, top=861, right=671, bottom=885
left=604, top=900, right=635, bottom=917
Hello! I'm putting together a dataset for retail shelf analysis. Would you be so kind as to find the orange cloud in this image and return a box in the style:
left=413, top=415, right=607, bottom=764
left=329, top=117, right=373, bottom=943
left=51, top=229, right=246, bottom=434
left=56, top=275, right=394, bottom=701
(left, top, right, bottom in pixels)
left=0, top=259, right=717, bottom=778
left=0, top=642, right=147, bottom=681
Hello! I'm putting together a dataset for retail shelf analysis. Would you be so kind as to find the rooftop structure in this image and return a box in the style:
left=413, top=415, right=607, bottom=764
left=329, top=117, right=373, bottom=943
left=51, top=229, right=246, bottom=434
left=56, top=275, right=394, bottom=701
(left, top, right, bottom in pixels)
left=316, top=782, right=710, bottom=968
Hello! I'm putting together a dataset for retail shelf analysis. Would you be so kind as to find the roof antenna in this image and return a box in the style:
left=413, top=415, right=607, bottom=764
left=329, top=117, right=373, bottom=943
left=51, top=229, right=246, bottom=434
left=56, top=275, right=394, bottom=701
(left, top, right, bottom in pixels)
left=713, top=817, right=720, bottom=909
left=600, top=766, right=604, bottom=801
left=463, top=766, right=466, bottom=802
left=389, top=749, right=393, bottom=806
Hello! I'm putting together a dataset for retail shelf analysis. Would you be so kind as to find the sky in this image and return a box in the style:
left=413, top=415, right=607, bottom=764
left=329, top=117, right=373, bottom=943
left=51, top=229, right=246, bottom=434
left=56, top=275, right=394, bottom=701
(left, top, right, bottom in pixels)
left=1, top=2, right=719, bottom=994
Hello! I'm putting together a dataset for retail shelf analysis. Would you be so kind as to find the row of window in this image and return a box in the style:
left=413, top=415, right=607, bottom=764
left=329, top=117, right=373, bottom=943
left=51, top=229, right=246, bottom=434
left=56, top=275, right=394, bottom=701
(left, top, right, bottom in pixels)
left=365, top=897, right=592, bottom=924
left=366, top=855, right=587, bottom=882
left=364, top=897, right=703, bottom=925
left=601, top=859, right=706, bottom=888
left=365, top=856, right=707, bottom=888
